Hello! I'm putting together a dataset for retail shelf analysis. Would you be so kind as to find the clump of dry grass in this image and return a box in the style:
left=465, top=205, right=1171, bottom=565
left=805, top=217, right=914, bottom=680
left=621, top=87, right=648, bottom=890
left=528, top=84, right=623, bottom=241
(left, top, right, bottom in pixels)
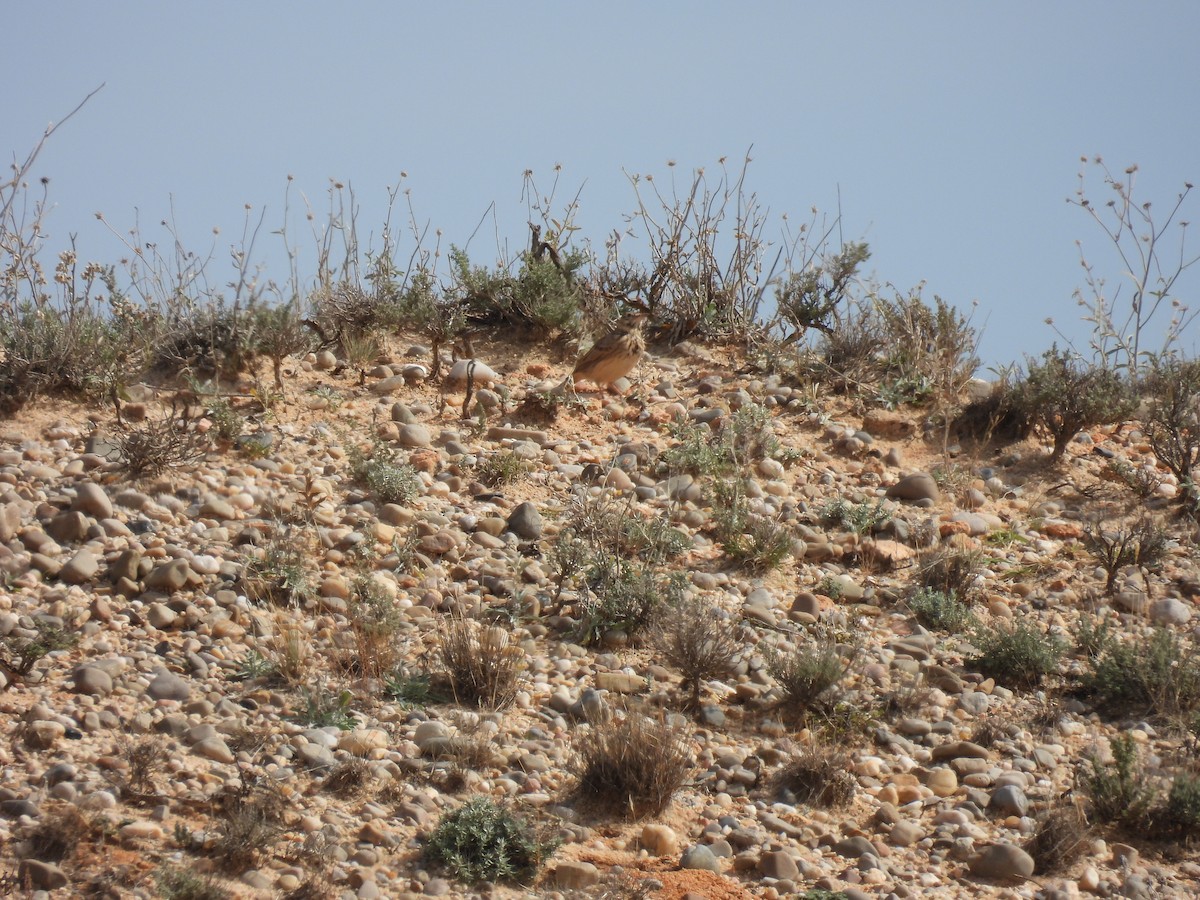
left=438, top=617, right=523, bottom=709
left=1024, top=799, right=1092, bottom=874
left=569, top=713, right=693, bottom=819
left=777, top=743, right=857, bottom=808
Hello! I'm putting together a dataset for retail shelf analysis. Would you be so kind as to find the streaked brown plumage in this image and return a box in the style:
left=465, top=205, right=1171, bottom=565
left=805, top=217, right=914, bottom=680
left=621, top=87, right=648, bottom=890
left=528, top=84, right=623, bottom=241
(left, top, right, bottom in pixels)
left=561, top=312, right=648, bottom=391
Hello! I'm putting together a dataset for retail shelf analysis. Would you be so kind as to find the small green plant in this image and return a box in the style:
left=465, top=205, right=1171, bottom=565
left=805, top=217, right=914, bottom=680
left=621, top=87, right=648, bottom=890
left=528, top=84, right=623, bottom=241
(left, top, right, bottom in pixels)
left=767, top=634, right=851, bottom=716
left=1163, top=771, right=1200, bottom=837
left=309, top=384, right=344, bottom=410
left=819, top=497, right=891, bottom=536
left=1084, top=733, right=1155, bottom=827
left=438, top=618, right=522, bottom=709
left=0, top=621, right=77, bottom=684
left=1023, top=800, right=1092, bottom=875
left=712, top=480, right=792, bottom=571
left=383, top=667, right=445, bottom=708
left=1084, top=627, right=1200, bottom=720
left=571, top=713, right=693, bottom=819
left=118, top=400, right=211, bottom=477
left=348, top=439, right=422, bottom=504
left=348, top=579, right=405, bottom=680
left=915, top=546, right=983, bottom=598
left=576, top=556, right=672, bottom=646
left=210, top=786, right=287, bottom=873
left=1013, top=345, right=1136, bottom=462
left=155, top=866, right=231, bottom=900
left=652, top=595, right=743, bottom=710
left=231, top=650, right=277, bottom=682
left=661, top=419, right=734, bottom=477
left=814, top=575, right=844, bottom=600
left=474, top=451, right=528, bottom=487
left=1143, top=356, right=1200, bottom=509
left=908, top=587, right=975, bottom=632
left=292, top=684, right=357, bottom=730
left=425, top=797, right=559, bottom=885
left=207, top=396, right=245, bottom=442
left=241, top=531, right=312, bottom=606
left=968, top=621, right=1064, bottom=688
left=1075, top=612, right=1115, bottom=660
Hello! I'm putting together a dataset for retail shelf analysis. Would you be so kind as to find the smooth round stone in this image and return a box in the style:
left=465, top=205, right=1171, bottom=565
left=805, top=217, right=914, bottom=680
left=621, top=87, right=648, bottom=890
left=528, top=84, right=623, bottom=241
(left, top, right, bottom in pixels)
left=192, top=737, right=235, bottom=764
left=989, top=784, right=1029, bottom=816
left=680, top=844, right=722, bottom=872
left=146, top=669, right=191, bottom=701
left=969, top=843, right=1035, bottom=880
left=397, top=424, right=432, bottom=448
left=885, top=472, right=940, bottom=503
left=889, top=820, right=924, bottom=846
left=1150, top=598, right=1192, bottom=625
left=73, top=482, right=114, bottom=518
left=640, top=823, right=678, bottom=856
left=926, top=768, right=958, bottom=797
left=72, top=665, right=113, bottom=696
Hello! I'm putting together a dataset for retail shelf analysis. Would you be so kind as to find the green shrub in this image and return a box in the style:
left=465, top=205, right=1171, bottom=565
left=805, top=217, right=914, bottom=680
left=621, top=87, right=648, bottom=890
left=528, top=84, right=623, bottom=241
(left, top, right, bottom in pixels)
left=819, top=497, right=892, bottom=536
left=1023, top=800, right=1092, bottom=874
left=155, top=867, right=231, bottom=900
left=909, top=588, right=974, bottom=632
left=915, top=546, right=983, bottom=598
left=1144, top=356, right=1200, bottom=502
left=1084, top=733, right=1155, bottom=827
left=383, top=668, right=445, bottom=708
left=1014, top=346, right=1136, bottom=462
left=425, top=797, right=558, bottom=884
left=1164, top=771, right=1200, bottom=837
left=713, top=481, right=792, bottom=571
left=348, top=440, right=422, bottom=504
left=775, top=241, right=870, bottom=338
left=779, top=744, right=857, bottom=808
left=968, top=621, right=1064, bottom=688
left=767, top=634, right=850, bottom=716
left=291, top=685, right=356, bottom=730
left=576, top=556, right=676, bottom=646
left=1084, top=627, right=1200, bottom=719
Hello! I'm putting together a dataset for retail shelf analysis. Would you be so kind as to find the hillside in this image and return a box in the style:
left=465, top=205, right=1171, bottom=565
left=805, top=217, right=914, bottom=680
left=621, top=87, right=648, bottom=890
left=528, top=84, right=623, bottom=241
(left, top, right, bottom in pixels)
left=1, top=326, right=1199, bottom=900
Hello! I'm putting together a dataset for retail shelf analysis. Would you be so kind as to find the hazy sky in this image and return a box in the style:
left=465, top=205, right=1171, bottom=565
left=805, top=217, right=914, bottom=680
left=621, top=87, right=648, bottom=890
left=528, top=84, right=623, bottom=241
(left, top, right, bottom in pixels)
left=5, top=2, right=1199, bottom=370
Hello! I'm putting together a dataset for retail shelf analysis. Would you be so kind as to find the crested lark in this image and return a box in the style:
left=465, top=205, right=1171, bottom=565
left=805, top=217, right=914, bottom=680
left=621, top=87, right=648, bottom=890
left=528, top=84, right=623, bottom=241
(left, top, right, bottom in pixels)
left=559, top=312, right=648, bottom=392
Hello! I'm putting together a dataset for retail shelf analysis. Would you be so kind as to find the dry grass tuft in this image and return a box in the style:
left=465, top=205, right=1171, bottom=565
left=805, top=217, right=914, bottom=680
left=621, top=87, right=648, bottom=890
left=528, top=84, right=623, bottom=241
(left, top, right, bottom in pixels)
left=570, top=713, right=693, bottom=819
left=438, top=617, right=522, bottom=709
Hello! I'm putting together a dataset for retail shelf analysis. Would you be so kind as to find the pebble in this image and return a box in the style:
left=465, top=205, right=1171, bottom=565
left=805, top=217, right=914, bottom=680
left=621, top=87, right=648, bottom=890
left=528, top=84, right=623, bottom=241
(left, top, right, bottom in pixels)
left=968, top=843, right=1035, bottom=880
left=146, top=669, right=191, bottom=701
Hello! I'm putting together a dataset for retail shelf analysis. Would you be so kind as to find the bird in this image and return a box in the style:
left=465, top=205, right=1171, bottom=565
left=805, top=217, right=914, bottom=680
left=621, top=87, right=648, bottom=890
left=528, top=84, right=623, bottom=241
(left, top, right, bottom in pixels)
left=557, top=312, right=649, bottom=393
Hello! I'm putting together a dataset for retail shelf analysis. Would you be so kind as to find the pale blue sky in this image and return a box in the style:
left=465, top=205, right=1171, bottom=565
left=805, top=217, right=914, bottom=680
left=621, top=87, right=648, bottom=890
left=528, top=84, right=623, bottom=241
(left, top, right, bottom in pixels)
left=5, top=2, right=1198, bottom=369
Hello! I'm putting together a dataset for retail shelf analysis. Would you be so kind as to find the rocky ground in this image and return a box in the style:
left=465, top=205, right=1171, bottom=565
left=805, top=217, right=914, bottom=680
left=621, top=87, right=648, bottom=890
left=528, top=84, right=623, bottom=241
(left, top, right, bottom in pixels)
left=1, top=328, right=1198, bottom=900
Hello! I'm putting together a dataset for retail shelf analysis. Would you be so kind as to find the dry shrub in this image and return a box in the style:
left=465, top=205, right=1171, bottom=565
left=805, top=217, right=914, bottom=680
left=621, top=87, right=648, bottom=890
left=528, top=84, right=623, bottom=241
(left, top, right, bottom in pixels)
left=570, top=713, right=693, bottom=819
left=211, top=784, right=287, bottom=874
left=321, top=758, right=375, bottom=798
left=1024, top=799, right=1092, bottom=874
left=118, top=400, right=210, bottom=478
left=652, top=595, right=743, bottom=710
left=23, top=801, right=92, bottom=863
left=438, top=617, right=522, bottom=709
left=778, top=743, right=857, bottom=808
